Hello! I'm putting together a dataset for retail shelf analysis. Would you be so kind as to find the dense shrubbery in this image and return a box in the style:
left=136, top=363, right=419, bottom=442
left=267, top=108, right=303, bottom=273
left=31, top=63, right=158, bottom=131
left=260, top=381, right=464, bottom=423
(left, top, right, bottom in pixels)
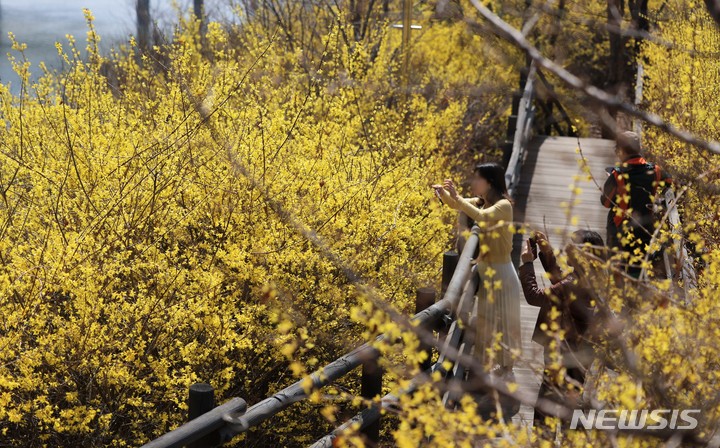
left=0, top=3, right=516, bottom=446
left=641, top=0, right=720, bottom=247
left=1, top=0, right=719, bottom=446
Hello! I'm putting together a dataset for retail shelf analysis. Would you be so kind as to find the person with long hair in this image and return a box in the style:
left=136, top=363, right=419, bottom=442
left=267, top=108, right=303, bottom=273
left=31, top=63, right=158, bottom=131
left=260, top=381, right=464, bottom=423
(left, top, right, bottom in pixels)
left=433, top=163, right=523, bottom=373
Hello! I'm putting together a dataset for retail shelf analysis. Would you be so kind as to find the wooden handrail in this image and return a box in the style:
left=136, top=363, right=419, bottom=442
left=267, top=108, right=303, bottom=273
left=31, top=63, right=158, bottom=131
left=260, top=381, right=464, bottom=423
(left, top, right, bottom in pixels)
left=141, top=227, right=480, bottom=447
left=663, top=189, right=697, bottom=298
left=216, top=228, right=481, bottom=438
left=140, top=398, right=247, bottom=448
left=308, top=359, right=446, bottom=448
left=308, top=236, right=482, bottom=447
left=505, top=61, right=537, bottom=198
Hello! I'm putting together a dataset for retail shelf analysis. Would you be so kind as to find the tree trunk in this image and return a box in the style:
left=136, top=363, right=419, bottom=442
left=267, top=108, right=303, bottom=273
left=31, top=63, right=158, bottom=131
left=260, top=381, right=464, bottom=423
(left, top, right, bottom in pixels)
left=602, top=0, right=651, bottom=137
left=194, top=0, right=205, bottom=26
left=349, top=0, right=362, bottom=41
left=194, top=0, right=207, bottom=40
left=604, top=0, right=632, bottom=136
left=136, top=0, right=151, bottom=50
left=194, top=0, right=204, bottom=18
left=606, top=0, right=625, bottom=93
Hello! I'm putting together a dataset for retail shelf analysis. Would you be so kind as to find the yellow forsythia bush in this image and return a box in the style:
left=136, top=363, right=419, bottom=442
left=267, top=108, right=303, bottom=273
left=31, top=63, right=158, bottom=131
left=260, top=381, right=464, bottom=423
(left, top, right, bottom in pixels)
left=641, top=0, right=720, bottom=247
left=0, top=4, right=516, bottom=446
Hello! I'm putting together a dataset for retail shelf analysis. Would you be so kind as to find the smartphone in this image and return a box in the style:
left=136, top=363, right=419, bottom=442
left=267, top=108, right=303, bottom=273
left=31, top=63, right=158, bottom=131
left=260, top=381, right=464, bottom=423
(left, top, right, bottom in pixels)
left=434, top=188, right=443, bottom=205
left=528, top=237, right=538, bottom=259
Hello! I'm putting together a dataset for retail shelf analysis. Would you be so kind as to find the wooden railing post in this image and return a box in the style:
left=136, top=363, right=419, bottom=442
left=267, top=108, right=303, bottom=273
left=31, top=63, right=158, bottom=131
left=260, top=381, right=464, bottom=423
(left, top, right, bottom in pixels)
left=141, top=396, right=247, bottom=448
left=440, top=251, right=459, bottom=341
left=505, top=61, right=536, bottom=198
left=188, top=383, right=218, bottom=448
left=441, top=251, right=459, bottom=298
left=415, top=287, right=437, bottom=370
left=501, top=141, right=514, bottom=170
left=361, top=360, right=382, bottom=444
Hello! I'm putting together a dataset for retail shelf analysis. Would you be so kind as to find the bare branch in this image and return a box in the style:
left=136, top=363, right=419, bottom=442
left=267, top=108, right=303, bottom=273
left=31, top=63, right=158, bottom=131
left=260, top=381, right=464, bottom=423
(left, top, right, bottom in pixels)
left=466, top=0, right=720, bottom=156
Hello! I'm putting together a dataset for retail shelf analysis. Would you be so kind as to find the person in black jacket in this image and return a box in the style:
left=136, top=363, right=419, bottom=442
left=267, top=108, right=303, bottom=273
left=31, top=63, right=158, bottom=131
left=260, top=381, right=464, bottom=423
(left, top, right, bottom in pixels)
left=519, top=230, right=604, bottom=426
left=601, top=131, right=672, bottom=277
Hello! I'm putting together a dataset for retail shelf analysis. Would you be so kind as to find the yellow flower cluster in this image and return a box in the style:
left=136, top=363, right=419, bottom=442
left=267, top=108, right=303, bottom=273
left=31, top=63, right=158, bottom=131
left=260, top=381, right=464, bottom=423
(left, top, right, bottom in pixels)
left=0, top=4, right=516, bottom=446
left=641, top=0, right=720, bottom=248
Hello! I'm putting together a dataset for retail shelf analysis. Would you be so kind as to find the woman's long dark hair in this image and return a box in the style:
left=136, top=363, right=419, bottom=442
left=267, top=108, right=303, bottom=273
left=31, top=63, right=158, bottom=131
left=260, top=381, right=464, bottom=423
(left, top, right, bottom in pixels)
left=474, top=163, right=512, bottom=205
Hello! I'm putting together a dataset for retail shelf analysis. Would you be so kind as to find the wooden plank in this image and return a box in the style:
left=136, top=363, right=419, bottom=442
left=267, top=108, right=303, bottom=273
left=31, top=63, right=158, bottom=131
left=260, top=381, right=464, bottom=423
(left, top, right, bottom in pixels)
left=511, top=135, right=616, bottom=426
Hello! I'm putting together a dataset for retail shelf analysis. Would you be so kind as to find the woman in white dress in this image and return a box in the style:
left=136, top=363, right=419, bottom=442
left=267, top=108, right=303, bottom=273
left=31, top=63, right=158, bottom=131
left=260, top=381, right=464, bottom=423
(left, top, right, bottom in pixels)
left=433, top=163, right=523, bottom=372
